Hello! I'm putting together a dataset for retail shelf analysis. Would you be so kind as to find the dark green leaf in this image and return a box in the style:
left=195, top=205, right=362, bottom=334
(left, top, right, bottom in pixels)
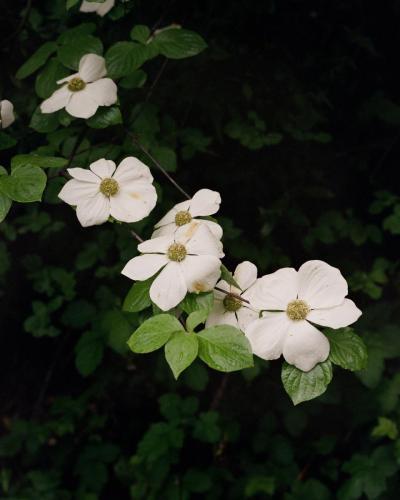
left=58, top=35, right=103, bottom=70
left=220, top=264, right=241, bottom=289
left=11, top=154, right=67, bottom=170
left=153, top=28, right=207, bottom=59
left=0, top=164, right=47, bottom=203
left=0, top=132, right=17, bottom=151
left=123, top=278, right=153, bottom=313
left=35, top=58, right=70, bottom=99
left=16, top=42, right=58, bottom=79
left=86, top=107, right=122, bottom=129
left=130, top=25, right=151, bottom=43
left=105, top=42, right=150, bottom=78
left=325, top=327, right=368, bottom=371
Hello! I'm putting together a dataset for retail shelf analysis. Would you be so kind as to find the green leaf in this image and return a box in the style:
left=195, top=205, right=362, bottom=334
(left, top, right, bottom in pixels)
left=58, top=35, right=103, bottom=70
left=281, top=360, right=333, bottom=405
left=122, top=278, right=152, bottom=313
left=128, top=314, right=184, bottom=353
left=186, top=309, right=209, bottom=332
left=130, top=25, right=151, bottom=43
left=180, top=292, right=214, bottom=315
left=119, top=69, right=147, bottom=89
left=16, top=42, right=58, bottom=79
left=220, top=263, right=241, bottom=289
left=66, top=0, right=80, bottom=8
left=0, top=165, right=47, bottom=203
left=153, top=28, right=207, bottom=59
left=325, top=328, right=368, bottom=371
left=35, top=58, right=70, bottom=99
left=151, top=146, right=177, bottom=172
left=75, top=331, right=104, bottom=377
left=371, top=417, right=398, bottom=440
left=197, top=325, right=253, bottom=372
left=11, top=154, right=67, bottom=170
left=0, top=132, right=17, bottom=151
left=30, top=107, right=60, bottom=133
left=0, top=167, right=11, bottom=223
left=86, top=107, right=123, bottom=129
left=165, top=331, right=198, bottom=379
left=105, top=42, right=150, bottom=78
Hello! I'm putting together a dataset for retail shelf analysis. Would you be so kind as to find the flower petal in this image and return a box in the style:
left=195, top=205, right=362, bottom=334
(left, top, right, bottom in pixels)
left=182, top=223, right=224, bottom=257
left=180, top=255, right=221, bottom=293
left=154, top=200, right=191, bottom=228
left=236, top=306, right=259, bottom=331
left=113, top=156, right=154, bottom=184
left=298, top=260, right=348, bottom=309
left=75, top=193, right=110, bottom=227
left=79, top=1, right=99, bottom=13
left=282, top=320, right=330, bottom=372
left=110, top=184, right=157, bottom=223
left=244, top=312, right=290, bottom=360
left=86, top=79, right=117, bottom=106
left=121, top=254, right=168, bottom=281
left=67, top=168, right=100, bottom=183
left=234, top=261, right=258, bottom=291
left=79, top=54, right=107, bottom=82
left=137, top=235, right=173, bottom=254
left=245, top=268, right=299, bottom=311
left=96, top=0, right=115, bottom=16
left=0, top=100, right=15, bottom=129
left=307, top=299, right=362, bottom=328
left=189, top=189, right=221, bottom=217
left=40, top=86, right=71, bottom=114
left=151, top=223, right=176, bottom=238
left=199, top=219, right=223, bottom=240
left=150, top=262, right=187, bottom=311
left=58, top=179, right=99, bottom=206
left=206, top=300, right=238, bottom=328
left=66, top=90, right=98, bottom=118
left=57, top=73, right=79, bottom=85
left=89, top=158, right=116, bottom=179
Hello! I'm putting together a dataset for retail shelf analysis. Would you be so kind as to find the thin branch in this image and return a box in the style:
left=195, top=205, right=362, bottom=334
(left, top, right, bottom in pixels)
left=130, top=230, right=144, bottom=243
left=215, top=286, right=250, bottom=304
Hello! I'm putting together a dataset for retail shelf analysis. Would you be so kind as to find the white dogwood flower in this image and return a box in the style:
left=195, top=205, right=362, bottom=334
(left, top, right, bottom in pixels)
left=122, top=222, right=224, bottom=311
left=40, top=54, right=117, bottom=119
left=206, top=261, right=260, bottom=331
left=152, top=188, right=223, bottom=239
left=0, top=100, right=15, bottom=129
left=244, top=260, right=362, bottom=372
left=58, top=157, right=157, bottom=227
left=80, top=0, right=115, bottom=16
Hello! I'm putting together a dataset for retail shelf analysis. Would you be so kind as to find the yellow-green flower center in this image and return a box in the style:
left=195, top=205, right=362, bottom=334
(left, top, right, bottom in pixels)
left=67, top=77, right=86, bottom=92
left=223, top=294, right=242, bottom=312
left=286, top=299, right=310, bottom=321
left=100, top=178, right=119, bottom=197
left=167, top=243, right=187, bottom=262
left=175, top=210, right=192, bottom=226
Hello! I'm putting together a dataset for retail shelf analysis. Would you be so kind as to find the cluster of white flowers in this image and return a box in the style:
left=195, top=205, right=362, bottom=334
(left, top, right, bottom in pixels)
left=0, top=99, right=15, bottom=129
left=40, top=52, right=361, bottom=373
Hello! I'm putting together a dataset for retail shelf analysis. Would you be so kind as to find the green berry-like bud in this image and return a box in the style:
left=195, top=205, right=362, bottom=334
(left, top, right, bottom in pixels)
left=223, top=294, right=242, bottom=312
left=68, top=77, right=86, bottom=92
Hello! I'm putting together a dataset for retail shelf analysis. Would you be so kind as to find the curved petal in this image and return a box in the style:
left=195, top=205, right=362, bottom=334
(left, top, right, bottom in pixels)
left=121, top=254, right=168, bottom=281
left=78, top=54, right=107, bottom=82
left=79, top=1, right=99, bottom=13
left=58, top=179, right=99, bottom=206
left=198, top=219, right=223, bottom=240
left=89, top=158, right=116, bottom=179
left=298, top=260, right=348, bottom=309
left=137, top=235, right=173, bottom=254
left=151, top=223, right=176, bottom=238
left=282, top=320, right=330, bottom=372
left=182, top=223, right=224, bottom=258
left=180, top=255, right=221, bottom=293
left=96, top=0, right=115, bottom=16
left=154, top=200, right=190, bottom=228
left=150, top=262, right=187, bottom=311
left=189, top=189, right=221, bottom=217
left=245, top=268, right=299, bottom=311
left=110, top=184, right=157, bottom=223
left=40, top=86, right=71, bottom=114
left=234, top=261, right=258, bottom=291
left=0, top=100, right=15, bottom=129
left=86, top=79, right=117, bottom=106
left=236, top=306, right=259, bottom=331
left=307, top=299, right=362, bottom=329
left=67, top=168, right=99, bottom=183
left=57, top=73, right=78, bottom=84
left=244, top=312, right=290, bottom=360
left=206, top=300, right=238, bottom=328
left=66, top=90, right=98, bottom=118
left=75, top=193, right=110, bottom=227
left=113, top=157, right=154, bottom=184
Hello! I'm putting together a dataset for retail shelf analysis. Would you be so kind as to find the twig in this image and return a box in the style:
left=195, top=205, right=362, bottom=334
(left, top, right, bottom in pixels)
left=130, top=230, right=144, bottom=243
left=215, top=286, right=250, bottom=304
left=210, top=373, right=229, bottom=410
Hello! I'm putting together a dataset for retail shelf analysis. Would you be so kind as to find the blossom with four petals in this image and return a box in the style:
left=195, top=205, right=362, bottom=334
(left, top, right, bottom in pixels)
left=58, top=157, right=157, bottom=227
left=244, top=260, right=362, bottom=372
left=40, top=54, right=117, bottom=119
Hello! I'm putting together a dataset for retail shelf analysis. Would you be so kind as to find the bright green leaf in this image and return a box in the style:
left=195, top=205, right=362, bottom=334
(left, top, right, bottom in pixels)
left=11, top=154, right=67, bottom=170
left=128, top=313, right=184, bottom=353
left=220, top=264, right=240, bottom=289
left=325, top=328, right=368, bottom=371
left=165, top=331, right=198, bottom=379
left=122, top=278, right=153, bottom=313
left=0, top=165, right=47, bottom=203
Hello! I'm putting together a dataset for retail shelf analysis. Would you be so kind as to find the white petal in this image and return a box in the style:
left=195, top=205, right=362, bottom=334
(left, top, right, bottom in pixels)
left=182, top=223, right=224, bottom=257
left=246, top=268, right=299, bottom=311
left=150, top=262, right=187, bottom=311
left=0, top=100, right=15, bottom=129
left=206, top=300, right=238, bottom=328
left=180, top=255, right=221, bottom=293
left=121, top=254, right=168, bottom=281
left=199, top=219, right=223, bottom=240
left=86, top=79, right=117, bottom=106
left=110, top=184, right=157, bottom=223
left=244, top=312, right=290, bottom=360
left=76, top=193, right=110, bottom=227
left=57, top=73, right=78, bottom=85
left=298, top=260, right=348, bottom=309
left=154, top=200, right=190, bottom=228
left=79, top=54, right=107, bottom=82
left=307, top=299, right=362, bottom=328
left=236, top=306, right=259, bottom=331
left=89, top=158, right=116, bottom=179
left=40, top=86, right=71, bottom=114
left=282, top=320, right=330, bottom=372
left=67, top=168, right=100, bottom=183
left=96, top=0, right=115, bottom=16
left=234, top=261, right=258, bottom=291
left=113, top=157, right=154, bottom=185
left=213, top=279, right=230, bottom=300
left=58, top=179, right=99, bottom=206
left=189, top=189, right=221, bottom=217
left=66, top=90, right=98, bottom=118
left=79, top=1, right=98, bottom=13
left=137, top=235, right=173, bottom=254
left=151, top=223, right=176, bottom=238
